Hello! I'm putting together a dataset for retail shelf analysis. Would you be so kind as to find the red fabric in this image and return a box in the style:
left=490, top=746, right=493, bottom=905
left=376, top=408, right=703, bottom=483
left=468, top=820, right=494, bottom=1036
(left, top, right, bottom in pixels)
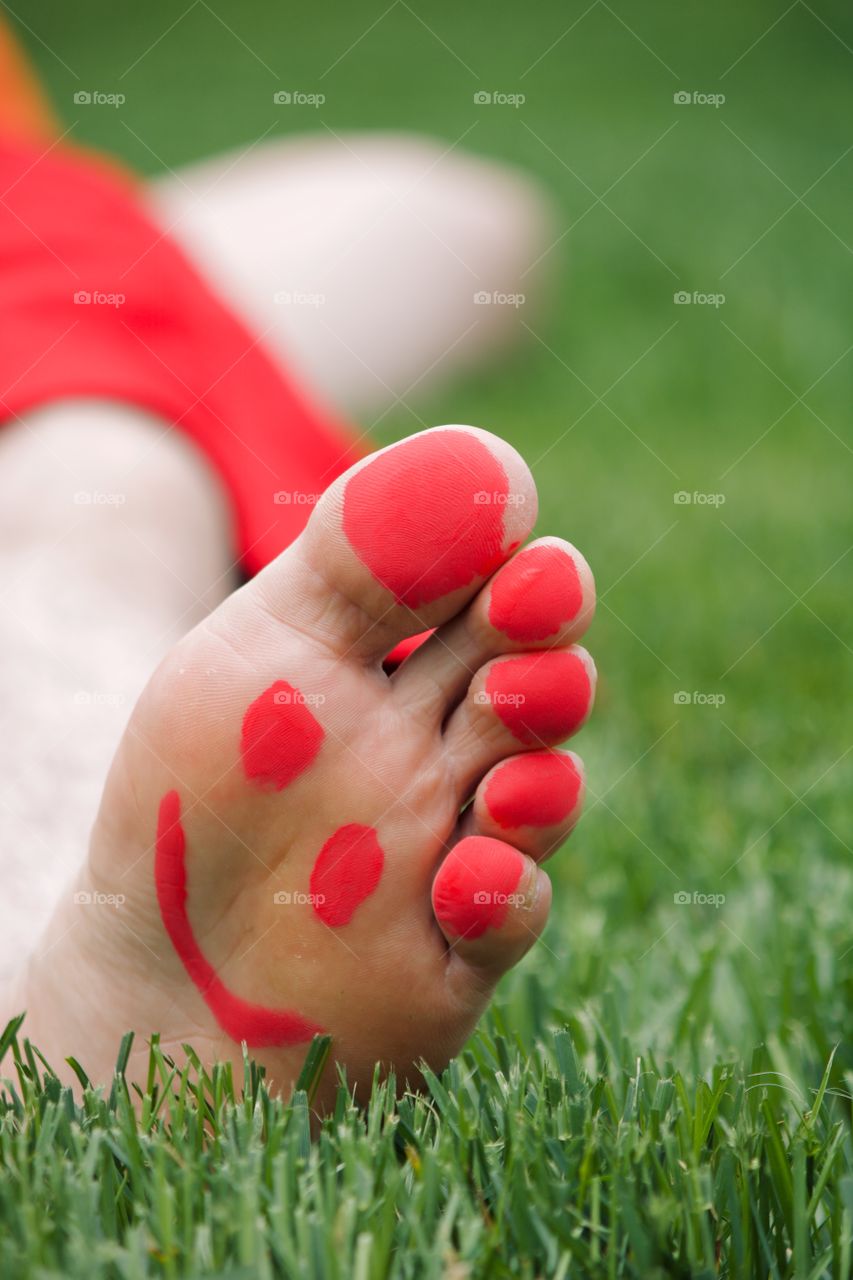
left=0, top=135, right=363, bottom=575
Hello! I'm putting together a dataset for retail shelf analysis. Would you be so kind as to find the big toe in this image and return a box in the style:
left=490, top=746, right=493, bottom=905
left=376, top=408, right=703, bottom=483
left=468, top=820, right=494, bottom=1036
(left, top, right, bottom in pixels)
left=257, top=425, right=537, bottom=664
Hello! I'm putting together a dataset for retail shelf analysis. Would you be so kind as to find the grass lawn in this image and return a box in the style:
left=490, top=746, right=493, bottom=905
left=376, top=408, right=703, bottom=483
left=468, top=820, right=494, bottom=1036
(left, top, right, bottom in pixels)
left=3, top=0, right=852, bottom=1274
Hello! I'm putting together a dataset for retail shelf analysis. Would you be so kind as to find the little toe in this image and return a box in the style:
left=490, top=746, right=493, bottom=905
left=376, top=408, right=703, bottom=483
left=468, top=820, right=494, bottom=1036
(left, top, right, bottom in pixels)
left=458, top=749, right=585, bottom=860
left=392, top=536, right=595, bottom=718
left=256, top=425, right=537, bottom=664
left=444, top=646, right=596, bottom=794
left=432, top=835, right=551, bottom=987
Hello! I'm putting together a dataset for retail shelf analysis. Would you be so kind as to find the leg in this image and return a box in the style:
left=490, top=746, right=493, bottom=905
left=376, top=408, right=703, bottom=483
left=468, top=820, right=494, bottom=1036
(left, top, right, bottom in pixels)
left=150, top=134, right=555, bottom=414
left=0, top=400, right=232, bottom=975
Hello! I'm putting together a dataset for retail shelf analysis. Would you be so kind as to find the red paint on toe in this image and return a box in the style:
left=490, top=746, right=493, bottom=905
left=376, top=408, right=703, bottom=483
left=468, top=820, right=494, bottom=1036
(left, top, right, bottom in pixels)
left=155, top=790, right=323, bottom=1048
left=382, top=628, right=435, bottom=673
left=241, top=680, right=324, bottom=790
left=488, top=544, right=583, bottom=643
left=310, top=823, right=385, bottom=927
left=432, top=836, right=525, bottom=940
left=342, top=430, right=512, bottom=608
left=484, top=650, right=592, bottom=745
left=485, top=752, right=582, bottom=829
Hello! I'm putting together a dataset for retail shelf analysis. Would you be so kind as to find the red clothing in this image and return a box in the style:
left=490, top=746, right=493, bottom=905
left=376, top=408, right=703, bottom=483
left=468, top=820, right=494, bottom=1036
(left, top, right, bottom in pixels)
left=0, top=136, right=361, bottom=575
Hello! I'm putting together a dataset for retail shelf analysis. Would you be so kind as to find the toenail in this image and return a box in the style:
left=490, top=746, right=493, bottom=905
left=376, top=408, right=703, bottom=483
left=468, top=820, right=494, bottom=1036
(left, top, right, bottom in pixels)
left=488, top=543, right=583, bottom=643
left=483, top=651, right=592, bottom=745
left=241, top=680, right=325, bottom=790
left=484, top=752, right=582, bottom=828
left=433, top=836, right=525, bottom=940
left=342, top=430, right=515, bottom=608
left=309, top=823, right=385, bottom=926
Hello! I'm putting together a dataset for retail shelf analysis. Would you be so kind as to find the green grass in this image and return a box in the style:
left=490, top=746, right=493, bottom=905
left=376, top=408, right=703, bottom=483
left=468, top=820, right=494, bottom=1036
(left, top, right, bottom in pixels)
left=4, top=0, right=853, bottom=1275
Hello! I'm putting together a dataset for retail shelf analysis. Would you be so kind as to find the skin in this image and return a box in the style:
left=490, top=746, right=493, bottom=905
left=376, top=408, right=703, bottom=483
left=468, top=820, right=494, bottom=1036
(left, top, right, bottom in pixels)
left=10, top=426, right=597, bottom=1106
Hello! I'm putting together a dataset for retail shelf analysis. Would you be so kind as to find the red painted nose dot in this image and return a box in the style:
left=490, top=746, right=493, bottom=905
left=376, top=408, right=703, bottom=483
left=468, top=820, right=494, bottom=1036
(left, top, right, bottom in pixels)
left=485, top=752, right=582, bottom=829
left=488, top=544, right=583, bottom=643
left=432, top=836, right=525, bottom=939
left=342, top=430, right=513, bottom=608
left=310, top=823, right=385, bottom=927
left=484, top=650, right=592, bottom=745
left=241, top=680, right=324, bottom=790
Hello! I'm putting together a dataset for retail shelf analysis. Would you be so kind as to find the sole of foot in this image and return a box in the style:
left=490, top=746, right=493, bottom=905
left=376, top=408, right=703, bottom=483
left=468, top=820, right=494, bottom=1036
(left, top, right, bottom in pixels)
left=16, top=424, right=596, bottom=1105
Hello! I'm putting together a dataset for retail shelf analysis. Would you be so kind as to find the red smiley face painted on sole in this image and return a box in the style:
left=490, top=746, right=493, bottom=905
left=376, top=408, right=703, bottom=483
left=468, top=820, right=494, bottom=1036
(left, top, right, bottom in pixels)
left=342, top=430, right=512, bottom=608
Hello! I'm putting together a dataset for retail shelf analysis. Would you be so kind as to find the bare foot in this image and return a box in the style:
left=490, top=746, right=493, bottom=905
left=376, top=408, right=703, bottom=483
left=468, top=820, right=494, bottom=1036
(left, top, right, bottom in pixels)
left=16, top=426, right=596, bottom=1101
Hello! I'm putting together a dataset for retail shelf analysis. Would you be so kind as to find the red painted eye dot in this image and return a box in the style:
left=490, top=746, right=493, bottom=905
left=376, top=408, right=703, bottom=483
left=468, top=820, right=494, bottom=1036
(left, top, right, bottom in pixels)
left=309, top=823, right=385, bottom=927
left=241, top=680, right=324, bottom=790
left=484, top=650, right=593, bottom=745
left=485, top=752, right=582, bottom=829
left=488, top=544, right=583, bottom=643
left=342, top=430, right=512, bottom=608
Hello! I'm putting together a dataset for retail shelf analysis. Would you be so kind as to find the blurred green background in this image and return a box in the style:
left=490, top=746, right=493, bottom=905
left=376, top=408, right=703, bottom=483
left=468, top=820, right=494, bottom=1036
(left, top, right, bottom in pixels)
left=17, top=0, right=853, bottom=1074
